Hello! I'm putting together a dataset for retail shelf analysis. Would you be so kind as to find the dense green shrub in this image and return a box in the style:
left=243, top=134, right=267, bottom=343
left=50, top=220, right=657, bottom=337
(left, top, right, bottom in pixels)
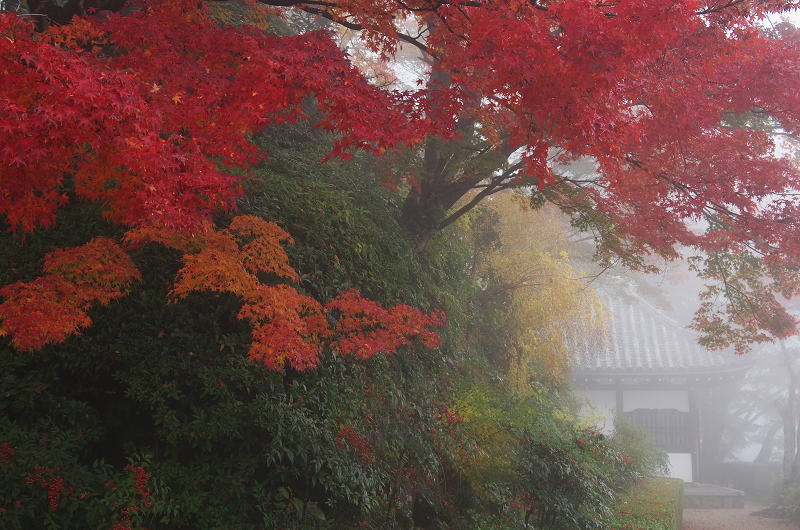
left=780, top=481, right=800, bottom=525
left=511, top=398, right=674, bottom=530
left=612, top=413, right=671, bottom=481
left=0, top=119, right=668, bottom=529
left=0, top=249, right=389, bottom=528
left=0, top=125, right=477, bottom=528
left=517, top=420, right=623, bottom=530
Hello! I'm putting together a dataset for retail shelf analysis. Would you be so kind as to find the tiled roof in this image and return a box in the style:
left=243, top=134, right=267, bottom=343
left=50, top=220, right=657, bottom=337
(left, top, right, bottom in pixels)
left=572, top=293, right=750, bottom=378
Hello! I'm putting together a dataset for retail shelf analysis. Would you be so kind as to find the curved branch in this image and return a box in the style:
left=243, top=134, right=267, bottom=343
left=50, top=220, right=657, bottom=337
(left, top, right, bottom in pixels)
left=695, top=0, right=746, bottom=14
left=298, top=6, right=432, bottom=55
left=436, top=162, right=524, bottom=230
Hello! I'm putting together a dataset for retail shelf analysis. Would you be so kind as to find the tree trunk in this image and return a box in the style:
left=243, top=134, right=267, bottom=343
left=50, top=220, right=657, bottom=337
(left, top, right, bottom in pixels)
left=793, top=416, right=800, bottom=484
left=398, top=47, right=514, bottom=253
left=399, top=171, right=479, bottom=253
left=779, top=339, right=799, bottom=487
left=753, top=421, right=782, bottom=464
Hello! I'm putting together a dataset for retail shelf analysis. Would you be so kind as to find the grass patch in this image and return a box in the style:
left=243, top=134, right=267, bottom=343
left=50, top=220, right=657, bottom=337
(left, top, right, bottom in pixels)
left=603, top=477, right=684, bottom=530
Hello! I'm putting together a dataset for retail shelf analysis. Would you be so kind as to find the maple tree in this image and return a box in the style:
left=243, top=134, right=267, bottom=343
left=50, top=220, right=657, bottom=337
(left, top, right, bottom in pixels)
left=0, top=1, right=448, bottom=362
left=0, top=148, right=457, bottom=527
left=281, top=0, right=800, bottom=346
left=295, top=0, right=800, bottom=349
left=0, top=0, right=670, bottom=518
left=688, top=244, right=799, bottom=353
left=689, top=238, right=800, bottom=486
left=0, top=212, right=444, bottom=368
left=0, top=236, right=141, bottom=350
left=4, top=0, right=800, bottom=348
left=0, top=105, right=667, bottom=530
left=0, top=2, right=434, bottom=235
left=263, top=0, right=800, bottom=254
left=2, top=0, right=799, bottom=519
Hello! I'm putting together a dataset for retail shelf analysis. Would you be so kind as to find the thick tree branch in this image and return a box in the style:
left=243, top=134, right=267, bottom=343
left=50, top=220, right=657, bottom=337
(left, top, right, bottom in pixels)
left=298, top=5, right=432, bottom=54
left=436, top=161, right=524, bottom=230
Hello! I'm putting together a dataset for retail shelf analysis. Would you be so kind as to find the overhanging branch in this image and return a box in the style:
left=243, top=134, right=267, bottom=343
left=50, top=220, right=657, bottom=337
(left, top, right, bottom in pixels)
left=436, top=161, right=524, bottom=230
left=297, top=6, right=432, bottom=55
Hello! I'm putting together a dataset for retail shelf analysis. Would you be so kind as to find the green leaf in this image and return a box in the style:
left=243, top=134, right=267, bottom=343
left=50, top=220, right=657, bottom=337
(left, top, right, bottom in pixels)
left=290, top=497, right=304, bottom=513
left=307, top=504, right=326, bottom=521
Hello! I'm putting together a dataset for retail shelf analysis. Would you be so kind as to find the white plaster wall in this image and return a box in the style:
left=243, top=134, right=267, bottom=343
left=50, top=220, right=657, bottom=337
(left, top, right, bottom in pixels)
left=574, top=387, right=695, bottom=482
left=576, top=389, right=616, bottom=434
left=667, top=453, right=693, bottom=483
left=623, top=389, right=689, bottom=412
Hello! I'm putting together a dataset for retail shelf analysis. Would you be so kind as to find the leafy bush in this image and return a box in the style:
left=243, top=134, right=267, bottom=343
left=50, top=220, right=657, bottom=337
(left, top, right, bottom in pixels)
left=612, top=412, right=671, bottom=481
left=779, top=481, right=800, bottom=525
left=0, top=272, right=387, bottom=528
left=0, top=114, right=670, bottom=530
left=462, top=509, right=518, bottom=530
left=512, top=399, right=674, bottom=530
left=0, top=123, right=477, bottom=528
left=517, top=419, right=624, bottom=530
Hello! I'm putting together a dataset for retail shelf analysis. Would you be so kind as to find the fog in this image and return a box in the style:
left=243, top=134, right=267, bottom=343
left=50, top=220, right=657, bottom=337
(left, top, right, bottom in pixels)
left=578, top=256, right=790, bottom=496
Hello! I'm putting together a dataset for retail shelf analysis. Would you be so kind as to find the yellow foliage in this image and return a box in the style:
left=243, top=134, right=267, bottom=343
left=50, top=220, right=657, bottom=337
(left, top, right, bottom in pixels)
left=450, top=386, right=519, bottom=487
left=574, top=404, right=611, bottom=431
left=461, top=191, right=608, bottom=390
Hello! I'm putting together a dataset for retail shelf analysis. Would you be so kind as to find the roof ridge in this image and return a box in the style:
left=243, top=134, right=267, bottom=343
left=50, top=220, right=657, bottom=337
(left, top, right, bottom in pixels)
left=572, top=290, right=749, bottom=376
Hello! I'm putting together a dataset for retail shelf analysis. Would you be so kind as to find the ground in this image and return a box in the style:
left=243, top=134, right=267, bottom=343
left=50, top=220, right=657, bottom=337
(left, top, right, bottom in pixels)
left=683, top=503, right=800, bottom=530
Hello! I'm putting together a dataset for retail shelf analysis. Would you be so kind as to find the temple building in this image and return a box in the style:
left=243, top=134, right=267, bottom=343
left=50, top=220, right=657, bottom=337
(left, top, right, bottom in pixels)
left=572, top=293, right=751, bottom=483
